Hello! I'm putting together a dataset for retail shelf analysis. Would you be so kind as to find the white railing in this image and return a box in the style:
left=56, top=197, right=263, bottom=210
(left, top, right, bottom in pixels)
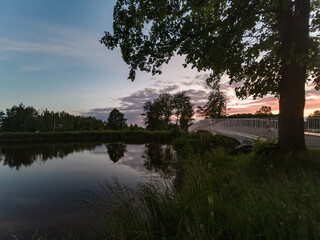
left=214, top=118, right=278, bottom=130
left=189, top=118, right=279, bottom=139
left=190, top=117, right=320, bottom=139
left=305, top=117, right=320, bottom=134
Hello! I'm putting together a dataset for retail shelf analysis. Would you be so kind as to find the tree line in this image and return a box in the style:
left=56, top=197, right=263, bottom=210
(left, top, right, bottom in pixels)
left=143, top=92, right=194, bottom=131
left=0, top=103, right=133, bottom=132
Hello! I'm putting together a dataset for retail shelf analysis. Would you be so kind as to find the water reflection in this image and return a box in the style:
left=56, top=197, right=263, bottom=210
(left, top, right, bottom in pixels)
left=0, top=142, right=176, bottom=239
left=0, top=142, right=176, bottom=177
left=106, top=143, right=127, bottom=163
left=142, top=143, right=176, bottom=178
left=0, top=142, right=102, bottom=170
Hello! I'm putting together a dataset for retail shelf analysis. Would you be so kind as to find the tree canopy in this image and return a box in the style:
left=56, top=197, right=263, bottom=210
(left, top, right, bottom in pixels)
left=143, top=92, right=194, bottom=131
left=102, top=0, right=320, bottom=152
left=255, top=106, right=272, bottom=115
left=107, top=108, right=127, bottom=130
left=309, top=110, right=320, bottom=117
left=0, top=103, right=105, bottom=132
left=197, top=91, right=227, bottom=119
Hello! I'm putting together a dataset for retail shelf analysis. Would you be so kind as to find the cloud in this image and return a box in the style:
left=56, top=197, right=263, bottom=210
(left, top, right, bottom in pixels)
left=82, top=85, right=212, bottom=125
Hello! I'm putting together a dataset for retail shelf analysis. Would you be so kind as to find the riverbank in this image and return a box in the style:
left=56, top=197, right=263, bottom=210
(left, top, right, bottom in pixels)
left=86, top=132, right=320, bottom=240
left=0, top=129, right=183, bottom=143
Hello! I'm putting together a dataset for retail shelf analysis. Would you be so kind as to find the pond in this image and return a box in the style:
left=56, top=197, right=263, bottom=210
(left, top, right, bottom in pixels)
left=0, top=142, right=175, bottom=239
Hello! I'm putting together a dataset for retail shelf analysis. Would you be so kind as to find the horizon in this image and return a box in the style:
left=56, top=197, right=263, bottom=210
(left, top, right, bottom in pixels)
left=1, top=0, right=319, bottom=125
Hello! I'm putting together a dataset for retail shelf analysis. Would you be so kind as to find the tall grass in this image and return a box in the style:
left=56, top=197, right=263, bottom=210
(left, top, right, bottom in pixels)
left=0, top=129, right=183, bottom=143
left=86, top=133, right=320, bottom=240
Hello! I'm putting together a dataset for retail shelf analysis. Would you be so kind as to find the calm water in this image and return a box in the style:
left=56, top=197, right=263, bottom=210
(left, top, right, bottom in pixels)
left=0, top=142, right=175, bottom=239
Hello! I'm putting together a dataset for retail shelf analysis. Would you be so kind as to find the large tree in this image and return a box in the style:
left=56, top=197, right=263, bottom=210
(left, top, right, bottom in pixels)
left=173, top=92, right=194, bottom=130
left=143, top=93, right=174, bottom=130
left=101, top=0, right=320, bottom=152
left=197, top=91, right=227, bottom=119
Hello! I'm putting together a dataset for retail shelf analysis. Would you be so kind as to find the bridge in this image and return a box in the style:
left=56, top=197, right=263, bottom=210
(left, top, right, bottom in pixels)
left=189, top=118, right=320, bottom=148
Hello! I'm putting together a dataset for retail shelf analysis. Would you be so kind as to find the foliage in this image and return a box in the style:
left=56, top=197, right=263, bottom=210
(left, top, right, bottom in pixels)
left=143, top=100, right=166, bottom=130
left=173, top=131, right=240, bottom=160
left=309, top=110, right=320, bottom=117
left=107, top=108, right=127, bottom=130
left=102, top=0, right=319, bottom=94
left=252, top=137, right=278, bottom=156
left=0, top=103, right=105, bottom=132
left=197, top=90, right=227, bottom=119
left=143, top=92, right=194, bottom=131
left=172, top=92, right=194, bottom=130
left=101, top=0, right=320, bottom=152
left=87, top=142, right=320, bottom=239
left=0, top=129, right=185, bottom=144
left=255, top=105, right=272, bottom=115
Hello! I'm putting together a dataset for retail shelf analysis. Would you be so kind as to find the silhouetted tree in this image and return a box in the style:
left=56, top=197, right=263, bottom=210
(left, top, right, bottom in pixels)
left=255, top=106, right=273, bottom=115
left=143, top=92, right=195, bottom=131
left=143, top=100, right=165, bottom=130
left=309, top=110, right=320, bottom=117
left=157, top=93, right=174, bottom=129
left=173, top=92, right=194, bottom=130
left=197, top=91, right=227, bottom=119
left=107, top=108, right=127, bottom=130
left=0, top=103, right=104, bottom=132
left=102, top=0, right=320, bottom=152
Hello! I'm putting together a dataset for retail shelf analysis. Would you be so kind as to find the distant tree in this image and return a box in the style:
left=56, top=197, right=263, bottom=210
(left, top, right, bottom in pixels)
left=309, top=110, right=320, bottom=117
left=255, top=106, right=272, bottom=115
left=0, top=110, right=4, bottom=119
left=197, top=91, right=227, bottom=119
left=157, top=93, right=174, bottom=129
left=173, top=92, right=194, bottom=130
left=228, top=113, right=255, bottom=118
left=2, top=103, right=39, bottom=132
left=143, top=100, right=165, bottom=130
left=128, top=124, right=141, bottom=130
left=102, top=0, right=320, bottom=153
left=107, top=108, right=127, bottom=130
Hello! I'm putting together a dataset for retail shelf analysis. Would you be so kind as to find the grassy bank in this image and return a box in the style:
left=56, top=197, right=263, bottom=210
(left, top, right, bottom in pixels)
left=86, top=132, right=320, bottom=240
left=0, top=129, right=183, bottom=143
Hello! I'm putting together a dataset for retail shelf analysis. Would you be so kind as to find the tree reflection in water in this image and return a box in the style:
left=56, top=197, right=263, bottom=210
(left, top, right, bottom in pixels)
left=106, top=143, right=127, bottom=163
left=142, top=143, right=176, bottom=178
left=0, top=142, right=176, bottom=176
left=0, top=142, right=103, bottom=170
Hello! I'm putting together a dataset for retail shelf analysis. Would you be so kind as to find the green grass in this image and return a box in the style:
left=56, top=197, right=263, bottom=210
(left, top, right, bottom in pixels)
left=0, top=129, right=184, bottom=143
left=84, top=134, right=320, bottom=240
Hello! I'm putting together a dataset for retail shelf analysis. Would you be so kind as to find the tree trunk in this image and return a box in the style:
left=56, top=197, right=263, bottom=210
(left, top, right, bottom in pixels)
left=277, top=0, right=310, bottom=152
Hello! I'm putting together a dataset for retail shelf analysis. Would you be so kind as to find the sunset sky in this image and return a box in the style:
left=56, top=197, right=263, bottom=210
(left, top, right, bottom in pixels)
left=1, top=0, right=319, bottom=125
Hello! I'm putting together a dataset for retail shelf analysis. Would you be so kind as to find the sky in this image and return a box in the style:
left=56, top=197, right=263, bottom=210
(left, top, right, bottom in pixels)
left=1, top=0, right=319, bottom=125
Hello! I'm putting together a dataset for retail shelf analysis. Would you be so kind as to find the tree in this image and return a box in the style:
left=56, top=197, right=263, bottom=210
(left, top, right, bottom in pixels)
left=157, top=93, right=174, bottom=129
left=2, top=103, right=39, bottom=132
left=255, top=106, right=272, bottom=115
left=173, top=92, right=194, bottom=130
left=107, top=108, right=127, bottom=130
left=143, top=93, right=174, bottom=130
left=101, top=0, right=320, bottom=152
left=0, top=110, right=4, bottom=120
left=143, top=100, right=166, bottom=130
left=309, top=110, right=320, bottom=117
left=197, top=91, right=227, bottom=119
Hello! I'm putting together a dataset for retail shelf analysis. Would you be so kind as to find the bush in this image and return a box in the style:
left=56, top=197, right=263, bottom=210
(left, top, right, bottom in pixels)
left=88, top=149, right=320, bottom=240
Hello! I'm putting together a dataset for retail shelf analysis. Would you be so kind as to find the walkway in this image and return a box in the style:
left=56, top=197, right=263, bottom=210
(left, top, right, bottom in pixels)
left=189, top=118, right=320, bottom=148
